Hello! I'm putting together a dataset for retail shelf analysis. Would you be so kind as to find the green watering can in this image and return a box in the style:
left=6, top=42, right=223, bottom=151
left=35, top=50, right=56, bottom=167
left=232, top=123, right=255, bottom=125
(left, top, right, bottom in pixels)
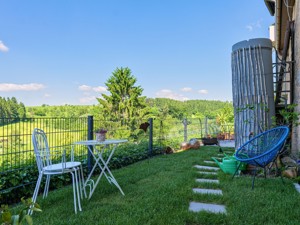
left=211, top=156, right=246, bottom=175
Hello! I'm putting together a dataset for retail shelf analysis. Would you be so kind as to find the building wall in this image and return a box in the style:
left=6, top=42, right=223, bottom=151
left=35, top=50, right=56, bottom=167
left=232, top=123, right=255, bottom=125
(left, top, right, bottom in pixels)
left=291, top=0, right=300, bottom=155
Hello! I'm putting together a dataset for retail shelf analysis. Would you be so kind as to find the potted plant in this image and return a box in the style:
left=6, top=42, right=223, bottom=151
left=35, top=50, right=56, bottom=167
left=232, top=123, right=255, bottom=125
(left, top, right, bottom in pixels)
left=95, top=128, right=107, bottom=142
left=201, top=134, right=219, bottom=146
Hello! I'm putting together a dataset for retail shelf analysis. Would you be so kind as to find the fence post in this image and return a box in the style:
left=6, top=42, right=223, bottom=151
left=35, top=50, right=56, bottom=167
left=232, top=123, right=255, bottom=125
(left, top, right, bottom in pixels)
left=205, top=117, right=208, bottom=137
left=183, top=118, right=188, bottom=142
left=199, top=118, right=203, bottom=138
left=87, top=115, right=94, bottom=173
left=148, top=118, right=153, bottom=156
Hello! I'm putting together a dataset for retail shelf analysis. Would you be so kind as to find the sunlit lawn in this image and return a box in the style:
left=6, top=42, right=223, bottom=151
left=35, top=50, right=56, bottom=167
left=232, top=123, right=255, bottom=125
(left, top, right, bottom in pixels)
left=23, top=146, right=300, bottom=225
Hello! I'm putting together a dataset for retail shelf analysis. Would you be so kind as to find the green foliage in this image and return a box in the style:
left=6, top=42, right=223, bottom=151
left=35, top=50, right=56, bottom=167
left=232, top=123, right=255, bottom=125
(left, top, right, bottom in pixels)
left=276, top=104, right=300, bottom=127
left=216, top=105, right=234, bottom=133
left=97, top=67, right=149, bottom=139
left=0, top=198, right=41, bottom=225
left=0, top=97, right=26, bottom=123
left=147, top=98, right=233, bottom=119
left=0, top=167, right=39, bottom=204
left=26, top=105, right=100, bottom=118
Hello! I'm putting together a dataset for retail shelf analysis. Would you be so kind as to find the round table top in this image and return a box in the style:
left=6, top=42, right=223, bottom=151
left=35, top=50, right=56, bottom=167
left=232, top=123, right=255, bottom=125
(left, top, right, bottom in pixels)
left=73, top=139, right=128, bottom=146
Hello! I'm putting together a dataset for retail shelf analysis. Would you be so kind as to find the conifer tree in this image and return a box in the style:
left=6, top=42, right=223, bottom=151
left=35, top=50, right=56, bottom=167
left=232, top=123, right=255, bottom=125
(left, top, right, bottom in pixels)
left=98, top=67, right=148, bottom=128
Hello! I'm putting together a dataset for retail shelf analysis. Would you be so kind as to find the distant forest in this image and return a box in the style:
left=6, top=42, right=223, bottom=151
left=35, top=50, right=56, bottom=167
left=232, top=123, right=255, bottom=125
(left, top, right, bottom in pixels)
left=0, top=96, right=233, bottom=122
left=23, top=98, right=232, bottom=120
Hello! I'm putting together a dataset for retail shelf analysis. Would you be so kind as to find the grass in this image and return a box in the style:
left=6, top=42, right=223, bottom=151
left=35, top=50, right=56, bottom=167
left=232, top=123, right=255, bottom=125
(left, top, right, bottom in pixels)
left=17, top=146, right=300, bottom=225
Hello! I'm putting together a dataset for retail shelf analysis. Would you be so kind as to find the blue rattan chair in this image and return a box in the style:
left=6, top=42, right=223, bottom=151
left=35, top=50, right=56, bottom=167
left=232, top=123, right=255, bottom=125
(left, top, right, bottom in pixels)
left=234, top=126, right=289, bottom=189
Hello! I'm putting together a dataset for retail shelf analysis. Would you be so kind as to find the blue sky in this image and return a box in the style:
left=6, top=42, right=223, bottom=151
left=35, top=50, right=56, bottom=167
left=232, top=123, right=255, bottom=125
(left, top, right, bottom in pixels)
left=0, top=0, right=274, bottom=106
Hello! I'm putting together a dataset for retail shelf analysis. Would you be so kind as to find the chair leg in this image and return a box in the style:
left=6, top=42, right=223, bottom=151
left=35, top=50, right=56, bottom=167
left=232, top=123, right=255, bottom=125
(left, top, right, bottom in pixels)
left=232, top=162, right=241, bottom=179
left=74, top=168, right=82, bottom=212
left=43, top=175, right=51, bottom=198
left=71, top=171, right=77, bottom=214
left=251, top=168, right=257, bottom=190
left=79, top=165, right=87, bottom=198
left=274, top=160, right=285, bottom=184
left=29, top=173, right=43, bottom=215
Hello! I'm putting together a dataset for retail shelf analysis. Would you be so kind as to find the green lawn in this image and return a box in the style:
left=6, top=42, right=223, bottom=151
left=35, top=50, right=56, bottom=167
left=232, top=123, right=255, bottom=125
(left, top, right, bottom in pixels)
left=23, top=146, right=300, bottom=225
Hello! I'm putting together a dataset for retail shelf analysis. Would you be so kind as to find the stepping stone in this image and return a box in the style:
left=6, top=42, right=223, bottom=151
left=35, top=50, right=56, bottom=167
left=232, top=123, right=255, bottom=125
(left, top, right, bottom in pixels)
left=194, top=165, right=219, bottom=171
left=217, top=154, right=224, bottom=156
left=189, top=201, right=226, bottom=214
left=204, top=160, right=216, bottom=164
left=198, top=171, right=217, bottom=175
left=193, top=188, right=223, bottom=195
left=219, top=140, right=235, bottom=147
left=196, top=178, right=219, bottom=184
left=294, top=183, right=300, bottom=193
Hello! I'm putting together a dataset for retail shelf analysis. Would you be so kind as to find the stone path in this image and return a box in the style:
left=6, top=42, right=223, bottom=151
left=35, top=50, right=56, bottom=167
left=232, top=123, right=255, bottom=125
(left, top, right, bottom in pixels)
left=190, top=163, right=227, bottom=214
left=189, top=202, right=226, bottom=213
left=203, top=160, right=216, bottom=164
left=196, top=178, right=219, bottom=184
left=193, top=188, right=223, bottom=195
left=294, top=183, right=300, bottom=193
left=194, top=165, right=219, bottom=171
left=198, top=171, right=217, bottom=175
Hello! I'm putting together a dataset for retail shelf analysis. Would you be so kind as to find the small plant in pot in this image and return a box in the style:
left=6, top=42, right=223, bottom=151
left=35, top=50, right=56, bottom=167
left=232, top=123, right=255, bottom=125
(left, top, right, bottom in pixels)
left=95, top=128, right=107, bottom=142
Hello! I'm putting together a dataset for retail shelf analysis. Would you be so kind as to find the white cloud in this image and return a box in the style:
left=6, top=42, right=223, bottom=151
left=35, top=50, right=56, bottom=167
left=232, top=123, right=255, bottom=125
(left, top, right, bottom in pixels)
left=198, top=89, right=208, bottom=94
left=78, top=85, right=92, bottom=91
left=44, top=93, right=51, bottom=98
left=0, top=41, right=9, bottom=52
left=93, top=86, right=107, bottom=92
left=156, top=89, right=189, bottom=101
left=246, top=20, right=262, bottom=32
left=79, top=96, right=97, bottom=104
left=0, top=83, right=45, bottom=91
left=181, top=87, right=192, bottom=92
left=246, top=25, right=253, bottom=32
left=78, top=85, right=107, bottom=92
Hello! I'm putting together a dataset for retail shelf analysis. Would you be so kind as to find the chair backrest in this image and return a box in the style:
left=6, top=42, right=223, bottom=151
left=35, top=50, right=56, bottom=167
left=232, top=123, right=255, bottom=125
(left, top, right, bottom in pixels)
left=32, top=128, right=52, bottom=173
left=235, top=126, right=289, bottom=166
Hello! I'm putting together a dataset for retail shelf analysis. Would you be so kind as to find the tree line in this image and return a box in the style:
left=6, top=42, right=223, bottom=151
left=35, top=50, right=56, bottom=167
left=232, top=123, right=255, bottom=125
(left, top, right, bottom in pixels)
left=0, top=97, right=26, bottom=121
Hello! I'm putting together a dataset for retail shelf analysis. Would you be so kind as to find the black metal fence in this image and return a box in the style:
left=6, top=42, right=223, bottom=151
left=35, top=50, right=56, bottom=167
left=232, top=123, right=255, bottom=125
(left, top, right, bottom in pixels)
left=0, top=116, right=233, bottom=204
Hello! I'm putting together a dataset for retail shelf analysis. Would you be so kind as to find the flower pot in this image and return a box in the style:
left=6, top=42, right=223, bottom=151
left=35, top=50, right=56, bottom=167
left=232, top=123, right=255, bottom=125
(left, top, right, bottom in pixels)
left=96, top=133, right=106, bottom=142
left=201, top=137, right=218, bottom=145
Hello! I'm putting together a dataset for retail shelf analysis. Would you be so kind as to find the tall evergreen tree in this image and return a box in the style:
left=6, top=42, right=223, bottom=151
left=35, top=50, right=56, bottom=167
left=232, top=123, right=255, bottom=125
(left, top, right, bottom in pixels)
left=9, top=97, right=19, bottom=120
left=97, top=67, right=148, bottom=127
left=18, top=102, right=26, bottom=119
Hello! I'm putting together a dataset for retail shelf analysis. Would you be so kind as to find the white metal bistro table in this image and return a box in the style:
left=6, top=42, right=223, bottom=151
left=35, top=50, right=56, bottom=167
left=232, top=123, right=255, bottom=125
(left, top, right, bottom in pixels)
left=73, top=139, right=128, bottom=199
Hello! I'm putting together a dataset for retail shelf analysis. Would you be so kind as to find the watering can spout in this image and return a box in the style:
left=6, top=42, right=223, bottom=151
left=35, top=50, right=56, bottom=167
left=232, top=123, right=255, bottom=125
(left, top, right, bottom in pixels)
left=211, top=157, right=222, bottom=168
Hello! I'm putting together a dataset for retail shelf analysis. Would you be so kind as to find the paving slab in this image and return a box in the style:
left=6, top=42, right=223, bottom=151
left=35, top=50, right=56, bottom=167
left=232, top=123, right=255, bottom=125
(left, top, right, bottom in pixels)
left=193, top=188, right=223, bottom=195
left=194, top=165, right=219, bottom=171
left=294, top=183, right=300, bottom=193
left=196, top=178, right=219, bottom=184
left=204, top=160, right=216, bottom=164
left=219, top=140, right=235, bottom=147
left=198, top=171, right=217, bottom=175
left=189, top=201, right=226, bottom=214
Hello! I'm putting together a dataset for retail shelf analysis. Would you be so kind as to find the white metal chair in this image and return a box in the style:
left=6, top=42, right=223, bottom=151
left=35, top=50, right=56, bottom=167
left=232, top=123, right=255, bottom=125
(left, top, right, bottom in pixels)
left=30, top=128, right=85, bottom=214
